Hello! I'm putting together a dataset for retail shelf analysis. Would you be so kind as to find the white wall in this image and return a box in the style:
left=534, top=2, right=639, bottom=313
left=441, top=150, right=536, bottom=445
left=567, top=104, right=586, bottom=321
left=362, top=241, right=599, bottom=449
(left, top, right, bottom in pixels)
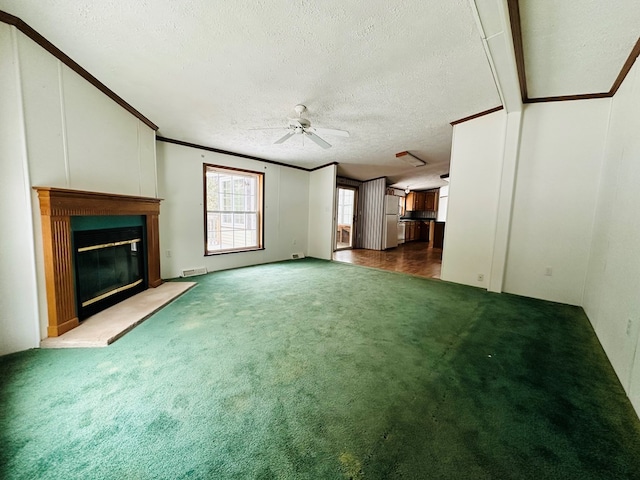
left=157, top=141, right=312, bottom=277
left=0, top=26, right=158, bottom=355
left=583, top=61, right=640, bottom=415
left=441, top=109, right=506, bottom=288
left=0, top=24, right=41, bottom=355
left=307, top=165, right=337, bottom=260
left=503, top=100, right=610, bottom=305
left=17, top=33, right=157, bottom=196
left=436, top=184, right=448, bottom=222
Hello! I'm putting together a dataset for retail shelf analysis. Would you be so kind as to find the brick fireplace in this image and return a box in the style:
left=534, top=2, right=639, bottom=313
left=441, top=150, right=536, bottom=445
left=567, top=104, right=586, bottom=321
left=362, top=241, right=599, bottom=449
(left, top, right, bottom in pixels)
left=33, top=187, right=162, bottom=337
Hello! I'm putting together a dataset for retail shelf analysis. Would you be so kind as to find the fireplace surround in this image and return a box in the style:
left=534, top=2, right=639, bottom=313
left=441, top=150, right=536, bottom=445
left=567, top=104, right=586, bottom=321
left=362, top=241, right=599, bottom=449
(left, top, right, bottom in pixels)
left=34, top=187, right=162, bottom=336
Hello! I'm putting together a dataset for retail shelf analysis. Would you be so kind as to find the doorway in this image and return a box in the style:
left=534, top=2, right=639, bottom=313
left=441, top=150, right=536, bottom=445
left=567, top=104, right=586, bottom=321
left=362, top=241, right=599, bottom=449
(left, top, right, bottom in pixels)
left=335, top=187, right=356, bottom=250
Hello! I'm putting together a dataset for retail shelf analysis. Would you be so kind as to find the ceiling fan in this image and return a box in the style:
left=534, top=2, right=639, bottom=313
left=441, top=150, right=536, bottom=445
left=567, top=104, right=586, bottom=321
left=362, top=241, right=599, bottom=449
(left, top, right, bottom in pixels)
left=253, top=105, right=349, bottom=149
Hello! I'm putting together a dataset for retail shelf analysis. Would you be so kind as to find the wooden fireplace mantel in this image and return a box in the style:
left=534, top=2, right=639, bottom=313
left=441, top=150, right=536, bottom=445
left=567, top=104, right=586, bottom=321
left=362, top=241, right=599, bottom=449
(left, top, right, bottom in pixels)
left=33, top=187, right=163, bottom=337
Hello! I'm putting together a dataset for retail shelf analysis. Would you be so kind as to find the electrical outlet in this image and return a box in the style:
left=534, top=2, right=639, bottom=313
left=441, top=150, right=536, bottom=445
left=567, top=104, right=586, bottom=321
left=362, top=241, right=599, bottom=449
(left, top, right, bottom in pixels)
left=166, top=250, right=171, bottom=258
left=545, top=266, right=553, bottom=276
left=477, top=274, right=484, bottom=282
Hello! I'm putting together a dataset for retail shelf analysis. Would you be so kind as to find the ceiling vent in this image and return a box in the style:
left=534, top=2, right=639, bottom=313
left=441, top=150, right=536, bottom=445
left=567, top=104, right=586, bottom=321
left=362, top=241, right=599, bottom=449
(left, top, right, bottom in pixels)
left=396, top=151, right=426, bottom=167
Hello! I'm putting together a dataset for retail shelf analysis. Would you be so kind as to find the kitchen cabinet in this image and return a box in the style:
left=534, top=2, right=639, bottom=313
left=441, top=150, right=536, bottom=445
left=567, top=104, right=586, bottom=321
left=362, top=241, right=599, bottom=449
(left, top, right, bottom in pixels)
left=425, top=191, right=437, bottom=211
left=433, top=222, right=445, bottom=249
left=404, top=221, right=415, bottom=241
left=405, top=190, right=438, bottom=212
left=405, top=193, right=415, bottom=211
left=420, top=221, right=431, bottom=241
left=404, top=221, right=429, bottom=242
left=405, top=222, right=414, bottom=241
left=401, top=220, right=437, bottom=242
left=405, top=192, right=422, bottom=211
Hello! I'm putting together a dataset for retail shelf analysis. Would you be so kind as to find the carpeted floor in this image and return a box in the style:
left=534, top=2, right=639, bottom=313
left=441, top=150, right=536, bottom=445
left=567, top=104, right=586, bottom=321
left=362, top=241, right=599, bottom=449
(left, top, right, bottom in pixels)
left=1, top=258, right=639, bottom=479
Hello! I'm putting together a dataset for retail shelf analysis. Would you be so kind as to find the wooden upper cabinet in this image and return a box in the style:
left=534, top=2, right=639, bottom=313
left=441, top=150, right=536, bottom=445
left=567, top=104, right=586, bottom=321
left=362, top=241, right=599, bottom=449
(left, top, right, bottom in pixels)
left=406, top=192, right=426, bottom=211
left=406, top=190, right=438, bottom=212
left=405, top=192, right=416, bottom=211
left=425, top=191, right=437, bottom=211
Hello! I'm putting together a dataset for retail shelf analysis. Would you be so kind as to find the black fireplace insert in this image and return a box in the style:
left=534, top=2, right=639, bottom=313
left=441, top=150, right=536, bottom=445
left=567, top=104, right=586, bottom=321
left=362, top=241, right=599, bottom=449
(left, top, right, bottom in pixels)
left=73, top=226, right=147, bottom=319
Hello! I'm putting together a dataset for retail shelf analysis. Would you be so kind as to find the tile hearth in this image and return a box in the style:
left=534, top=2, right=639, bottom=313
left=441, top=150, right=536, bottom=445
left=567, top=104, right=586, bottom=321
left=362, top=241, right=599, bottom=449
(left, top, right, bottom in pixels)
left=40, top=282, right=195, bottom=348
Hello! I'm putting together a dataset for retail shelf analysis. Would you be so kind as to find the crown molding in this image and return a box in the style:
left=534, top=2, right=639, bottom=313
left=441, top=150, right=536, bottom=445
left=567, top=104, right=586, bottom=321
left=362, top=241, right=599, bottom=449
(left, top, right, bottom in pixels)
left=506, top=0, right=640, bottom=104
left=450, top=106, right=504, bottom=126
left=0, top=10, right=158, bottom=130
left=157, top=136, right=337, bottom=173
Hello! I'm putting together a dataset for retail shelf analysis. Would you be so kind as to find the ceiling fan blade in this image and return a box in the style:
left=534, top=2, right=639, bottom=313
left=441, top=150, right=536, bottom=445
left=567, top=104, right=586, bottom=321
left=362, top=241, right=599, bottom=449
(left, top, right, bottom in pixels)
left=249, top=127, right=288, bottom=131
left=305, top=132, right=331, bottom=149
left=274, top=131, right=295, bottom=144
left=312, top=127, right=350, bottom=138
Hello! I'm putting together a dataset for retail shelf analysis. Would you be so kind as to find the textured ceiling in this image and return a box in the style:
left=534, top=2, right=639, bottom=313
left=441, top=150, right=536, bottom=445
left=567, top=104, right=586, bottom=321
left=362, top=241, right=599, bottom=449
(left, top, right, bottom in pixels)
left=3, top=1, right=639, bottom=189
left=520, top=0, right=640, bottom=98
left=1, top=0, right=501, bottom=190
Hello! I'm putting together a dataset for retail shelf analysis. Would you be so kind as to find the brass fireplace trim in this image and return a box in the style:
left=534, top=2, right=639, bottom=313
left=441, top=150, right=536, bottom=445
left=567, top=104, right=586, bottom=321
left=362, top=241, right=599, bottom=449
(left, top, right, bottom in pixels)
left=33, top=187, right=162, bottom=337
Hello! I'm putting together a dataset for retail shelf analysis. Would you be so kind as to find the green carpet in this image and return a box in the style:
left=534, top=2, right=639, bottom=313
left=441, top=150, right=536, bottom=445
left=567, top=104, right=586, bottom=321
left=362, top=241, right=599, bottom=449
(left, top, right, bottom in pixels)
left=1, top=258, right=639, bottom=479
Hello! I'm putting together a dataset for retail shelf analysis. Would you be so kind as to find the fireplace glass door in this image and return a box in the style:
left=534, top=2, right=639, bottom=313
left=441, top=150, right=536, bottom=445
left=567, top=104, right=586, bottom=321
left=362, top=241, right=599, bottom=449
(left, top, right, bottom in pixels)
left=74, top=226, right=146, bottom=319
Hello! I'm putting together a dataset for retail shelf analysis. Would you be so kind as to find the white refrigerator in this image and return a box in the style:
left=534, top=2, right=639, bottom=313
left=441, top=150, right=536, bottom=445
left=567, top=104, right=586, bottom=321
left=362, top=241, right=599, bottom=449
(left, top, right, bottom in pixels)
left=383, top=195, right=399, bottom=249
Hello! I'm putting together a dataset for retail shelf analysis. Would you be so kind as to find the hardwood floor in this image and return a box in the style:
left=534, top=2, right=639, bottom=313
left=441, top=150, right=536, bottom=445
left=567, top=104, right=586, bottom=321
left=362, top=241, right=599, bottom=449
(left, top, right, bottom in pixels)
left=333, top=241, right=442, bottom=279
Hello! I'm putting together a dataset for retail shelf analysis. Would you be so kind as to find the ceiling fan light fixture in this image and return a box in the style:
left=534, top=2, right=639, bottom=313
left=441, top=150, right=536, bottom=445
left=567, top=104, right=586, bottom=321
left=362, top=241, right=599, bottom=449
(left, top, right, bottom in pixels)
left=256, top=104, right=348, bottom=149
left=396, top=151, right=426, bottom=167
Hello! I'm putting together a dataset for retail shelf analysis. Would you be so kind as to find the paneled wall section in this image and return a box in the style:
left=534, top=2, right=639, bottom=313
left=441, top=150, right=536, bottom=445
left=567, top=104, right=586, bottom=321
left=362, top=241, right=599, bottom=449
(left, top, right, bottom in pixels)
left=0, top=23, right=158, bottom=354
left=358, top=178, right=386, bottom=250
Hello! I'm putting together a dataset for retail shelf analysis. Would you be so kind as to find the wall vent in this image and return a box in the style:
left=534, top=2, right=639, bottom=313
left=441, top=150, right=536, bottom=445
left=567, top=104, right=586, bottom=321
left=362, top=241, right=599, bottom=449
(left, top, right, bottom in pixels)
left=181, top=267, right=207, bottom=277
left=291, top=252, right=305, bottom=260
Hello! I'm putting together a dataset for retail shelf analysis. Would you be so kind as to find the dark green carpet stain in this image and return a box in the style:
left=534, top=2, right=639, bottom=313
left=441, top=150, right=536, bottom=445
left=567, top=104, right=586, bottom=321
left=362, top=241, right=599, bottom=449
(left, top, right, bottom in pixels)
left=1, top=258, right=639, bottom=479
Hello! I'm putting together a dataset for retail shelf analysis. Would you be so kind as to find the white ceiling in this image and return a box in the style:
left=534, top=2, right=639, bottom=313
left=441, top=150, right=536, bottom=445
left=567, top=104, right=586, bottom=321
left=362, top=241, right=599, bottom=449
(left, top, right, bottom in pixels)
left=1, top=0, right=501, bottom=190
left=2, top=1, right=638, bottom=189
left=520, top=0, right=640, bottom=98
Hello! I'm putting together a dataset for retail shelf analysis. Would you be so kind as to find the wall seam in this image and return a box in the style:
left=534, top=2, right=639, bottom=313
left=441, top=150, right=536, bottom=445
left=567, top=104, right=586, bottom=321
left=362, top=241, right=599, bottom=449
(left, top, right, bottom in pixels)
left=581, top=98, right=614, bottom=310
left=57, top=61, right=71, bottom=186
left=11, top=26, right=42, bottom=345
left=487, top=111, right=510, bottom=292
left=137, top=120, right=142, bottom=195
left=153, top=131, right=158, bottom=198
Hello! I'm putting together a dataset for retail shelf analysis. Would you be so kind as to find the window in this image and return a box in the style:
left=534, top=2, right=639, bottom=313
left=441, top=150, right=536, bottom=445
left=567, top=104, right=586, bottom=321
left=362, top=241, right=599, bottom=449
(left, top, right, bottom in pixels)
left=204, top=164, right=264, bottom=254
left=337, top=188, right=354, bottom=225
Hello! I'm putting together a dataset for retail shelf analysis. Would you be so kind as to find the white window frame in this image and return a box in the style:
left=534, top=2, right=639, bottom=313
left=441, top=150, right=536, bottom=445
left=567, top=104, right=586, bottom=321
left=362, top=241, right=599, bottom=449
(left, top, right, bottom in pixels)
left=204, top=164, right=264, bottom=255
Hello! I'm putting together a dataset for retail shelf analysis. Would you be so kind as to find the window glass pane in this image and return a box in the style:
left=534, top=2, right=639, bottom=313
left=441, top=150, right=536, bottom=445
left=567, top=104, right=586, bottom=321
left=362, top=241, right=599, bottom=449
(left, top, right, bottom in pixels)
left=247, top=213, right=257, bottom=230
left=233, top=194, right=243, bottom=211
left=205, top=165, right=263, bottom=254
left=345, top=190, right=354, bottom=203
left=247, top=194, right=256, bottom=211
left=222, top=194, right=232, bottom=211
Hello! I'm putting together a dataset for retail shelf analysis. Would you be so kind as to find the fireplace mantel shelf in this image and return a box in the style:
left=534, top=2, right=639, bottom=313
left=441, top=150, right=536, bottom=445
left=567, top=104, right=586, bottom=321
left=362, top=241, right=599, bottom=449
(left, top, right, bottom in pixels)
left=33, top=187, right=163, bottom=337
